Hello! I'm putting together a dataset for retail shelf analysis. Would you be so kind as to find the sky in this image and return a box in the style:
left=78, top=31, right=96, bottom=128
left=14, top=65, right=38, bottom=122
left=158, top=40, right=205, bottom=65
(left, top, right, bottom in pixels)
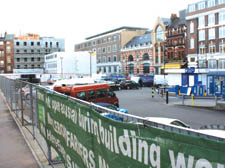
left=0, top=0, right=198, bottom=51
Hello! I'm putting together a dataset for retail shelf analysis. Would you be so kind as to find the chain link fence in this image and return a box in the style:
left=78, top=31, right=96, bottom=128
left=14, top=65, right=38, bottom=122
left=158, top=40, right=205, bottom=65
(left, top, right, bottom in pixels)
left=0, top=75, right=224, bottom=168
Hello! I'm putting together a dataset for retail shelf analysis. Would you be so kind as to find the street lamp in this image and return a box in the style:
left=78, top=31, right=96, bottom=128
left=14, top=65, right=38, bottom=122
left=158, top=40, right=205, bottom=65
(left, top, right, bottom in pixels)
left=60, top=56, right=63, bottom=79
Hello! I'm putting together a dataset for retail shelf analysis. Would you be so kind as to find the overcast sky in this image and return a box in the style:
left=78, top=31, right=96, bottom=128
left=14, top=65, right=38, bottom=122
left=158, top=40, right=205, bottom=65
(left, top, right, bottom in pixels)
left=0, top=0, right=197, bottom=51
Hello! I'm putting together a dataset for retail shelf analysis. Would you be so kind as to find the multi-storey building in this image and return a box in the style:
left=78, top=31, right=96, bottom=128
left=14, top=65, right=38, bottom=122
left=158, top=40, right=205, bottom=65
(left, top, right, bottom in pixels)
left=0, top=33, right=14, bottom=73
left=13, top=34, right=65, bottom=73
left=186, top=0, right=225, bottom=69
left=165, top=10, right=187, bottom=68
left=151, top=17, right=170, bottom=75
left=74, top=27, right=148, bottom=74
left=120, top=32, right=153, bottom=75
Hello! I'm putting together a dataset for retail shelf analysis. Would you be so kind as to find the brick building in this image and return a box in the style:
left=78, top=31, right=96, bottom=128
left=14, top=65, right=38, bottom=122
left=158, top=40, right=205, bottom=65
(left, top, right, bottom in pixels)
left=165, top=10, right=187, bottom=69
left=120, top=32, right=153, bottom=75
left=74, top=27, right=148, bottom=74
left=151, top=17, right=170, bottom=75
left=0, top=33, right=14, bottom=73
left=186, top=0, right=225, bottom=69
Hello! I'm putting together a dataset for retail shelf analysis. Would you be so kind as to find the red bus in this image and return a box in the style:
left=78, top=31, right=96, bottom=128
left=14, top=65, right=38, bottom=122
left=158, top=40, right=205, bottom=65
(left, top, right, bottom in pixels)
left=54, top=83, right=119, bottom=107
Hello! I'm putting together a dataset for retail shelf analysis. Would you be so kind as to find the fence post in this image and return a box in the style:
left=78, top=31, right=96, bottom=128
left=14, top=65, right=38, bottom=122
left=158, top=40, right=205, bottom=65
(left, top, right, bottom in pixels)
left=166, top=91, right=169, bottom=104
left=29, top=84, right=35, bottom=139
left=20, top=82, right=24, bottom=126
left=47, top=143, right=52, bottom=165
left=152, top=88, right=154, bottom=98
left=182, top=95, right=185, bottom=105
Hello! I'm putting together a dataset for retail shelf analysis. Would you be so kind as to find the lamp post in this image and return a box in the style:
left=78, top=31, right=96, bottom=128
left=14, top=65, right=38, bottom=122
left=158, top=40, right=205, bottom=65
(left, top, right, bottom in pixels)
left=89, top=51, right=93, bottom=78
left=60, top=57, right=63, bottom=79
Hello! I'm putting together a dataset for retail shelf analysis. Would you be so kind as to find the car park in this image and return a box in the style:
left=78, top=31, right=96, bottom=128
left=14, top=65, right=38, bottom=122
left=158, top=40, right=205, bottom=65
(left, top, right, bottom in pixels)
left=120, top=80, right=139, bottom=90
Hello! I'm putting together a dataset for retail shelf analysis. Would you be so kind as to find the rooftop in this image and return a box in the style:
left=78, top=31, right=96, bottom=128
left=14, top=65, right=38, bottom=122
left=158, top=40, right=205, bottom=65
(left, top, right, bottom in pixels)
left=85, top=26, right=148, bottom=40
left=125, top=32, right=152, bottom=48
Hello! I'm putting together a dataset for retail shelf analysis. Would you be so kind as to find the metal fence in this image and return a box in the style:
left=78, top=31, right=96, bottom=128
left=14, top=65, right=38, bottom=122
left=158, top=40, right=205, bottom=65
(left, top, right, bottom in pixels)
left=0, top=75, right=224, bottom=168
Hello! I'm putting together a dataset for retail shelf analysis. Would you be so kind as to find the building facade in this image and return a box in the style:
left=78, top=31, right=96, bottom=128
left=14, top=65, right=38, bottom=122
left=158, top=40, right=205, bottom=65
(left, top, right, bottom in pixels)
left=0, top=33, right=14, bottom=73
left=151, top=17, right=170, bottom=75
left=13, top=34, right=65, bottom=73
left=165, top=11, right=187, bottom=68
left=120, top=32, right=153, bottom=75
left=186, top=0, right=225, bottom=69
left=74, top=27, right=148, bottom=74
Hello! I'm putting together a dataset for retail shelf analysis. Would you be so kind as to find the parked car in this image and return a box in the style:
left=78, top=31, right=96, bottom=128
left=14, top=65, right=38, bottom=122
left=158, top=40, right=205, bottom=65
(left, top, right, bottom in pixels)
left=95, top=103, right=128, bottom=121
left=120, top=80, right=139, bottom=90
left=144, top=117, right=191, bottom=128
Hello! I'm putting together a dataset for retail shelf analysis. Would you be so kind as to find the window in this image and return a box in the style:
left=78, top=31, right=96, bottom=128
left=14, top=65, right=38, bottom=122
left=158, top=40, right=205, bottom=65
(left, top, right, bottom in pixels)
left=38, top=57, right=41, bottom=61
left=208, top=28, right=215, bottom=39
left=0, top=61, right=4, bottom=66
left=31, top=58, right=34, bottom=62
left=113, top=35, right=117, bottom=41
left=108, top=56, right=111, bottom=63
left=97, top=89, right=106, bottom=98
left=189, top=4, right=196, bottom=12
left=199, top=16, right=205, bottom=28
left=143, top=63, right=150, bottom=74
left=199, top=45, right=206, bottom=54
left=7, top=57, right=11, bottom=63
left=0, top=51, right=4, bottom=57
left=114, top=66, right=117, bottom=73
left=107, top=46, right=111, bottom=53
left=108, top=66, right=111, bottom=73
left=37, top=42, right=40, bottom=46
left=208, top=14, right=215, bottom=26
left=219, top=59, right=225, bottom=68
left=98, top=48, right=101, bottom=54
left=219, top=0, right=225, bottom=4
left=208, top=44, right=216, bottom=53
left=7, top=66, right=11, bottom=71
left=219, top=42, right=225, bottom=53
left=128, top=55, right=134, bottom=62
left=16, top=42, right=20, bottom=46
left=113, top=55, right=117, bottom=62
left=76, top=91, right=86, bottom=100
left=6, top=46, right=11, bottom=52
left=24, top=58, right=27, bottom=62
left=17, top=65, right=20, bottom=69
left=31, top=49, right=34, bottom=53
left=17, top=58, right=20, bottom=62
left=107, top=88, right=115, bottom=98
left=31, top=42, right=34, bottom=46
left=208, top=0, right=215, bottom=7
left=208, top=59, right=216, bottom=68
left=198, top=2, right=205, bottom=10
left=199, top=30, right=205, bottom=41
left=219, top=26, right=225, bottom=38
left=102, top=56, right=106, bottom=63
left=45, top=42, right=48, bottom=47
left=190, top=38, right=195, bottom=49
left=24, top=50, right=27, bottom=53
left=199, top=60, right=207, bottom=68
left=102, top=47, right=106, bottom=54
left=24, top=42, right=27, bottom=46
left=98, top=57, right=101, bottom=63
left=92, top=41, right=96, bottom=46
left=190, top=58, right=195, bottom=62
left=190, top=22, right=194, bottom=33
left=219, top=11, right=225, bottom=24
left=88, top=90, right=96, bottom=100
left=112, top=44, right=117, bottom=52
left=156, top=26, right=163, bottom=41
left=143, top=53, right=149, bottom=61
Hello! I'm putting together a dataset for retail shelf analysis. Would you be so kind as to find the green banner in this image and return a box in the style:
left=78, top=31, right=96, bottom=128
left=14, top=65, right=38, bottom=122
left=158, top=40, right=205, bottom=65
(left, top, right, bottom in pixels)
left=37, top=88, right=225, bottom=168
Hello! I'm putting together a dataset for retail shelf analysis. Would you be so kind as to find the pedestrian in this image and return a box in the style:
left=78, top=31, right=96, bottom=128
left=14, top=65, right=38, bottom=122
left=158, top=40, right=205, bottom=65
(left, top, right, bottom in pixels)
left=139, top=78, right=143, bottom=89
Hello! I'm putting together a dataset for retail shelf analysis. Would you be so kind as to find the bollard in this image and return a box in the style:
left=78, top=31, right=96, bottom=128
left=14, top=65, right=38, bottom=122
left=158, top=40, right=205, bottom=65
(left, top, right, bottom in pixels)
left=191, top=94, right=194, bottom=105
left=178, top=89, right=181, bottom=96
left=204, top=90, right=207, bottom=96
left=152, top=88, right=154, bottom=98
left=166, top=91, right=169, bottom=104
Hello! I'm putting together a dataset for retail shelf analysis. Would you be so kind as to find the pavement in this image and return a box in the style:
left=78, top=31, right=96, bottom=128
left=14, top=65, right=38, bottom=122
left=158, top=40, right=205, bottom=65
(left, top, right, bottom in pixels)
left=0, top=93, right=40, bottom=168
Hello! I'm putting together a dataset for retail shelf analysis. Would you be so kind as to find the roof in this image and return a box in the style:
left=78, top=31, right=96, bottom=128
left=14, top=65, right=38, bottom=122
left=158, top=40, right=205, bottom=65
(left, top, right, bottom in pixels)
left=161, top=18, right=171, bottom=26
left=125, top=32, right=152, bottom=48
left=86, top=26, right=148, bottom=40
left=168, top=17, right=186, bottom=29
left=208, top=71, right=225, bottom=76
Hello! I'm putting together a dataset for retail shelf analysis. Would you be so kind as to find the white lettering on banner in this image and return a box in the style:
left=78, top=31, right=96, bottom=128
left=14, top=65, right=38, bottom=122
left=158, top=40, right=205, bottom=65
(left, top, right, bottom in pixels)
left=149, top=144, right=160, bottom=168
left=169, top=150, right=224, bottom=168
left=98, top=155, right=109, bottom=168
left=66, top=155, right=80, bottom=168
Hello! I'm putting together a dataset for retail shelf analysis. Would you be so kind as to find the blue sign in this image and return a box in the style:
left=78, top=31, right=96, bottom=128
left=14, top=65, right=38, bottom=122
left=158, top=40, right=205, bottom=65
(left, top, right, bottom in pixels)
left=185, top=68, right=195, bottom=73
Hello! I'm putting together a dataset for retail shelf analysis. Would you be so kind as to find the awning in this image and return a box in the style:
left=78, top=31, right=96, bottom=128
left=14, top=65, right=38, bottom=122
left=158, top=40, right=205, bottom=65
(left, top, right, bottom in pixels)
left=161, top=63, right=184, bottom=69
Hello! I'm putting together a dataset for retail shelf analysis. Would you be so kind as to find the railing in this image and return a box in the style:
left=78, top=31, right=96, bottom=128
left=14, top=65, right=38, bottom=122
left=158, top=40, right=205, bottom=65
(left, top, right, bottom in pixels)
left=0, top=75, right=224, bottom=168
